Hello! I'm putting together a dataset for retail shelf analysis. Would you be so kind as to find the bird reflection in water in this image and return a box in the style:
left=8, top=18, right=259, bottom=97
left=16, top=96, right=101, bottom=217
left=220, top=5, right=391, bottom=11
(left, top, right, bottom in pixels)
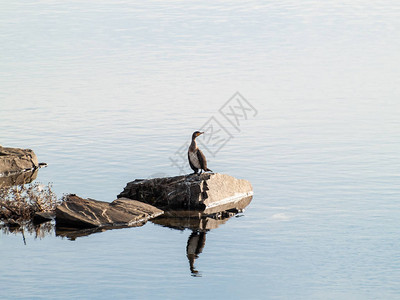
left=151, top=195, right=252, bottom=276
left=151, top=208, right=249, bottom=276
left=186, top=230, right=207, bottom=277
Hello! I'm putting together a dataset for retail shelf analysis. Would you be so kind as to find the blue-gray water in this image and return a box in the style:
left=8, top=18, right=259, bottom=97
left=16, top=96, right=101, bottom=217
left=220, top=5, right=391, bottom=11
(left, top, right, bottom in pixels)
left=1, top=1, right=400, bottom=299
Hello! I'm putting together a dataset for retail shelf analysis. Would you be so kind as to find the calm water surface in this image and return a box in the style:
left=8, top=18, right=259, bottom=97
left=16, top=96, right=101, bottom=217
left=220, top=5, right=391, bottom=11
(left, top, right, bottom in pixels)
left=1, top=1, right=400, bottom=299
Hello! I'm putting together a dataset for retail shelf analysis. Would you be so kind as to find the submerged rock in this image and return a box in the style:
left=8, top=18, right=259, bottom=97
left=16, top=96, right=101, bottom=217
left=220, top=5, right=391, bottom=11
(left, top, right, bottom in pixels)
left=56, top=194, right=164, bottom=229
left=0, top=146, right=38, bottom=178
left=118, top=173, right=253, bottom=213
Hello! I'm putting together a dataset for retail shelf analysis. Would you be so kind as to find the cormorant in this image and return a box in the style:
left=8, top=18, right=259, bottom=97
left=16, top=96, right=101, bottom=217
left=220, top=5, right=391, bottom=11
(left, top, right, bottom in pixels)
left=188, top=131, right=212, bottom=175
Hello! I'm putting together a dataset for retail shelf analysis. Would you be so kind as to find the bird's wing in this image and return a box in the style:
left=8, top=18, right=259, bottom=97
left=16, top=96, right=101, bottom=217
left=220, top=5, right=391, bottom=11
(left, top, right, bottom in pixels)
left=188, top=151, right=198, bottom=171
left=196, top=149, right=208, bottom=170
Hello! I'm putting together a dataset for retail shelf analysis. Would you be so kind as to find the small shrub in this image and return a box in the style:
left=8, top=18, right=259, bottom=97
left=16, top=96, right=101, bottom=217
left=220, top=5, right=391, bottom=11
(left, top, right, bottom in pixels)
left=0, top=182, right=59, bottom=224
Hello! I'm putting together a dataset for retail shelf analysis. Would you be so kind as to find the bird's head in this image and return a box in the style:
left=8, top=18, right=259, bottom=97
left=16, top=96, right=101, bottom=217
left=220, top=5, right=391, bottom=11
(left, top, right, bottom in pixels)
left=192, top=131, right=204, bottom=140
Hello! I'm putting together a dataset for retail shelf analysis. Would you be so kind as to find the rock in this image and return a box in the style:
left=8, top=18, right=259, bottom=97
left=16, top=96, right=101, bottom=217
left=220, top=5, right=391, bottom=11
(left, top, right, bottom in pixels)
left=0, top=146, right=38, bottom=177
left=118, top=173, right=253, bottom=213
left=56, top=194, right=164, bottom=229
left=33, top=211, right=54, bottom=224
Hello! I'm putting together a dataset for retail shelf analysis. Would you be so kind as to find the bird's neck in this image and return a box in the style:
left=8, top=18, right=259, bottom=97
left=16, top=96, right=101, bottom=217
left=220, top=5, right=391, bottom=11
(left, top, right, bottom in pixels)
left=189, top=139, right=198, bottom=151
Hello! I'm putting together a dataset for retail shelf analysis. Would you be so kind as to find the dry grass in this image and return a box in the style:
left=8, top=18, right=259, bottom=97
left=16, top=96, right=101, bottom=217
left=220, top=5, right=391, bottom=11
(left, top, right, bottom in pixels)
left=0, top=182, right=59, bottom=225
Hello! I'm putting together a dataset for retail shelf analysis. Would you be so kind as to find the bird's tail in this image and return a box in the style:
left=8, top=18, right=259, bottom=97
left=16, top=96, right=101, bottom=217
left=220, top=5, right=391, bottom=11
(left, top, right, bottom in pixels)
left=206, top=168, right=213, bottom=172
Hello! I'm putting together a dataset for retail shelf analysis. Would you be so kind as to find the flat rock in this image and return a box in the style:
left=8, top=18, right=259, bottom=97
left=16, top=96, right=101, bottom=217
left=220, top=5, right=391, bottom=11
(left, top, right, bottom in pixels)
left=56, top=194, right=164, bottom=229
left=0, top=146, right=38, bottom=177
left=118, top=173, right=253, bottom=212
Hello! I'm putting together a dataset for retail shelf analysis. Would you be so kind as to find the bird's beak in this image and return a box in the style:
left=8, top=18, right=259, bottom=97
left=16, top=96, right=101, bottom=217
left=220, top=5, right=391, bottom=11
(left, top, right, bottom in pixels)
left=198, top=132, right=204, bottom=136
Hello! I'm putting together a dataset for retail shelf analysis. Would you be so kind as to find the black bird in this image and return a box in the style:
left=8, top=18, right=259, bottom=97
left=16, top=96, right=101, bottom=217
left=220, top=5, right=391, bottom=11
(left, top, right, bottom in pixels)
left=188, top=131, right=212, bottom=175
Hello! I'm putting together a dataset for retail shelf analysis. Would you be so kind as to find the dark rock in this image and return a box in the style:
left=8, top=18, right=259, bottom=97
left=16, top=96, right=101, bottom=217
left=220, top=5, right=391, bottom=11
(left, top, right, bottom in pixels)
left=118, top=173, right=253, bottom=212
left=0, top=146, right=38, bottom=178
left=33, top=211, right=54, bottom=224
left=56, top=194, right=163, bottom=229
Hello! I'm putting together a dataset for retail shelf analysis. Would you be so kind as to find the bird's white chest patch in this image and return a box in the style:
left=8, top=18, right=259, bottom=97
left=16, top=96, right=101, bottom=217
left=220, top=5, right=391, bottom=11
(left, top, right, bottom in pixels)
left=189, top=151, right=201, bottom=169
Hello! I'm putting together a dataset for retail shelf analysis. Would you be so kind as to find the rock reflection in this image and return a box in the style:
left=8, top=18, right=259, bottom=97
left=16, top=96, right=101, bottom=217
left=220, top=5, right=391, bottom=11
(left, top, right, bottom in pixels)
left=0, top=162, right=47, bottom=188
left=151, top=210, right=237, bottom=231
left=55, top=226, right=109, bottom=241
left=0, top=168, right=38, bottom=188
left=55, top=224, right=144, bottom=241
